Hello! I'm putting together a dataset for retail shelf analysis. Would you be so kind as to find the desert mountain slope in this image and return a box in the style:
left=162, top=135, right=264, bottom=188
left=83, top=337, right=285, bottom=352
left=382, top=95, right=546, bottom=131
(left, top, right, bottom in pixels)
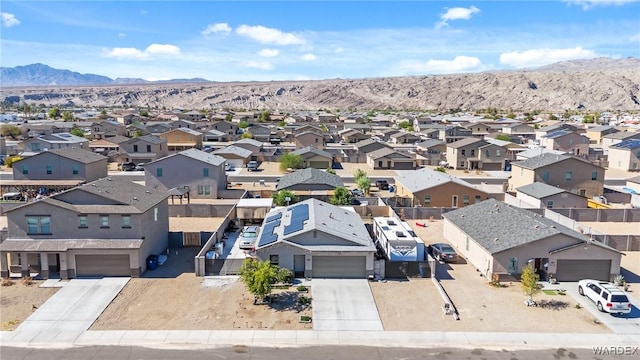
left=2, top=58, right=639, bottom=111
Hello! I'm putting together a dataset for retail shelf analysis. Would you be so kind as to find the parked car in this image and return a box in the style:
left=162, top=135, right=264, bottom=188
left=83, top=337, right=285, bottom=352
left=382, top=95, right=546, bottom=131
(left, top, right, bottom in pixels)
left=375, top=179, right=389, bottom=190
left=225, top=163, right=234, bottom=171
left=247, top=161, right=259, bottom=171
left=429, top=243, right=458, bottom=262
left=238, top=225, right=260, bottom=250
left=578, top=279, right=632, bottom=315
left=121, top=162, right=136, bottom=171
left=2, top=192, right=24, bottom=201
left=135, top=163, right=145, bottom=171
left=350, top=188, right=364, bottom=197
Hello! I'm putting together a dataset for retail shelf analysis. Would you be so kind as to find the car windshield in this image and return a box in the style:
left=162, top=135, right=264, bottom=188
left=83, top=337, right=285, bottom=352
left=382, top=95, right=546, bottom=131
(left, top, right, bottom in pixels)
left=242, top=231, right=257, bottom=238
left=441, top=245, right=455, bottom=253
left=611, top=295, right=629, bottom=302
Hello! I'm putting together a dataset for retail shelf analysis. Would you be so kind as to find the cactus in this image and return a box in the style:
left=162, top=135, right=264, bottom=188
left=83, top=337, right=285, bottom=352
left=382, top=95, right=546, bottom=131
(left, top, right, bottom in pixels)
left=614, top=274, right=625, bottom=286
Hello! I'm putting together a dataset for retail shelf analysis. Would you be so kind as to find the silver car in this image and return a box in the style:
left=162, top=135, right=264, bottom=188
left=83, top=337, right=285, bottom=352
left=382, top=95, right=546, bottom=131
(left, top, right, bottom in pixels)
left=238, top=226, right=260, bottom=250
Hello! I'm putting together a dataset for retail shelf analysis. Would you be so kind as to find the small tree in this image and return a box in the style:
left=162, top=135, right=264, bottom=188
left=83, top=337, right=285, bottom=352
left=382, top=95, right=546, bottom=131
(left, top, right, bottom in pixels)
left=435, top=166, right=447, bottom=173
left=397, top=120, right=412, bottom=130
left=279, top=153, right=303, bottom=172
left=325, top=168, right=336, bottom=175
left=548, top=114, right=558, bottom=121
left=241, top=132, right=254, bottom=139
left=278, top=120, right=287, bottom=127
left=1, top=125, right=21, bottom=139
left=258, top=110, right=271, bottom=122
left=276, top=267, right=293, bottom=284
left=353, top=168, right=367, bottom=182
left=48, top=107, right=61, bottom=119
left=357, top=175, right=371, bottom=196
left=238, top=121, right=250, bottom=129
left=70, top=127, right=85, bottom=138
left=521, top=263, right=541, bottom=305
left=238, top=258, right=278, bottom=303
left=62, top=111, right=74, bottom=122
left=140, top=109, right=150, bottom=117
left=225, top=114, right=234, bottom=121
left=272, top=190, right=298, bottom=206
left=496, top=134, right=511, bottom=141
left=330, top=186, right=353, bottom=205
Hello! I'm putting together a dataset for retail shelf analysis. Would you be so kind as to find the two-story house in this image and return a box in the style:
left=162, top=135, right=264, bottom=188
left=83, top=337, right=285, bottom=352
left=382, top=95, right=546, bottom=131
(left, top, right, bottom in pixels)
left=144, top=149, right=227, bottom=198
left=390, top=131, right=421, bottom=144
left=0, top=177, right=169, bottom=279
left=607, top=139, right=640, bottom=171
left=13, top=147, right=107, bottom=182
left=246, top=124, right=272, bottom=142
left=439, top=126, right=473, bottom=143
left=295, top=131, right=325, bottom=150
left=22, top=133, right=89, bottom=155
left=159, top=128, right=203, bottom=152
left=539, top=130, right=590, bottom=157
left=535, top=123, right=581, bottom=140
left=585, top=125, right=619, bottom=145
left=509, top=153, right=605, bottom=198
left=118, top=135, right=168, bottom=164
left=90, top=120, right=126, bottom=140
left=501, top=123, right=535, bottom=140
left=209, top=120, right=239, bottom=141
left=447, top=138, right=488, bottom=170
left=601, top=131, right=640, bottom=153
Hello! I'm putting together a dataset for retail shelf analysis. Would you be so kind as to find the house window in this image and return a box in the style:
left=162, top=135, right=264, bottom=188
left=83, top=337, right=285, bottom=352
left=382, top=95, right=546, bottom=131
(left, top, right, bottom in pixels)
left=198, top=185, right=211, bottom=195
left=203, top=168, right=209, bottom=178
left=565, top=171, right=573, bottom=181
left=46, top=165, right=52, bottom=175
left=270, top=254, right=279, bottom=266
left=100, top=215, right=109, bottom=228
left=568, top=138, right=573, bottom=145
left=22, top=165, right=29, bottom=175
left=508, top=258, right=519, bottom=274
left=485, top=150, right=490, bottom=157
left=315, top=138, right=318, bottom=143
left=474, top=195, right=482, bottom=203
left=461, top=149, right=466, bottom=156
left=156, top=168, right=163, bottom=177
left=424, top=195, right=431, bottom=205
left=31, top=143, right=41, bottom=151
left=463, top=195, right=470, bottom=205
left=591, top=171, right=598, bottom=180
left=636, top=151, right=640, bottom=158
left=496, top=149, right=501, bottom=157
left=133, top=144, right=138, bottom=152
left=460, top=161, right=465, bottom=167
left=146, top=145, right=151, bottom=152
left=378, top=161, right=382, bottom=167
left=542, top=171, right=549, bottom=181
left=72, top=165, right=79, bottom=175
left=470, top=149, right=475, bottom=156
left=27, top=216, right=51, bottom=234
left=78, top=215, right=87, bottom=228
left=122, top=215, right=131, bottom=228
left=154, top=207, right=158, bottom=222
left=546, top=200, right=554, bottom=208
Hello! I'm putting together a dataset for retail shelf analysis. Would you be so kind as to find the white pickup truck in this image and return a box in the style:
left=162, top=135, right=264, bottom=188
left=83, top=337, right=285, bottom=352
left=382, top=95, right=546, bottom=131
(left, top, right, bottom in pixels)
left=577, top=279, right=632, bottom=315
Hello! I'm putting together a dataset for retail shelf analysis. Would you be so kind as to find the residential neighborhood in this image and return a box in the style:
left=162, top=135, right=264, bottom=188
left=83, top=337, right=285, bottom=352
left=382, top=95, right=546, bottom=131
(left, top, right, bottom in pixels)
left=1, top=106, right=639, bottom=351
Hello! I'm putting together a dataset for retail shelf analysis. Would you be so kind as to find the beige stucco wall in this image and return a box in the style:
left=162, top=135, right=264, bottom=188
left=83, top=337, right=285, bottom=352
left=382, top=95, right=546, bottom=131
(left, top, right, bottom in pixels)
left=608, top=148, right=638, bottom=171
left=398, top=182, right=488, bottom=207
left=443, top=219, right=494, bottom=277
left=510, top=160, right=604, bottom=198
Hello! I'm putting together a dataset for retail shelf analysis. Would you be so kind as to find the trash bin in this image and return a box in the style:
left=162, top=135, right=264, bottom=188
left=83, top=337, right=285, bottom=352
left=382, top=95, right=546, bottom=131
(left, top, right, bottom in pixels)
left=146, top=255, right=158, bottom=270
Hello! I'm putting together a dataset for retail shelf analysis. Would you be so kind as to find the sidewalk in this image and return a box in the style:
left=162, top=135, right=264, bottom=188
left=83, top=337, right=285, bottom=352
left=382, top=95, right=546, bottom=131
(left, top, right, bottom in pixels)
left=1, top=329, right=637, bottom=349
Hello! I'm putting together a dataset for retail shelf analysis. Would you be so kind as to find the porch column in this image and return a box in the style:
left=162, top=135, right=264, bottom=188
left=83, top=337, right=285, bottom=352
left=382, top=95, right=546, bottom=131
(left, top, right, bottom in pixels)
left=40, top=252, right=49, bottom=279
left=0, top=252, right=8, bottom=278
left=20, top=252, right=29, bottom=277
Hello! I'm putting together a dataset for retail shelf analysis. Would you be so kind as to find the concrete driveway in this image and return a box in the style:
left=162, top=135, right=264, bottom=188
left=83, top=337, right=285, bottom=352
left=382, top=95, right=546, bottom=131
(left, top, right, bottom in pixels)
left=561, top=282, right=640, bottom=334
left=311, top=279, right=383, bottom=331
left=17, top=278, right=129, bottom=334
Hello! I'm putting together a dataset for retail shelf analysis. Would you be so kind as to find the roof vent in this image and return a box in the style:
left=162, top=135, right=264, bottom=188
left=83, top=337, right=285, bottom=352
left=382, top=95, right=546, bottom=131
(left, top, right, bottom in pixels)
left=91, top=184, right=97, bottom=187
left=107, top=177, right=112, bottom=181
left=550, top=225, right=556, bottom=228
left=146, top=190, right=151, bottom=194
left=534, top=225, right=539, bottom=229
left=494, top=237, right=499, bottom=242
left=133, top=197, right=138, bottom=201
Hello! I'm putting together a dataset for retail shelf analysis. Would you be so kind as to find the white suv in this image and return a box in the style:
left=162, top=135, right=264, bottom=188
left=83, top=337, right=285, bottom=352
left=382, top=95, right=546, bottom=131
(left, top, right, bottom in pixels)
left=578, top=279, right=632, bottom=315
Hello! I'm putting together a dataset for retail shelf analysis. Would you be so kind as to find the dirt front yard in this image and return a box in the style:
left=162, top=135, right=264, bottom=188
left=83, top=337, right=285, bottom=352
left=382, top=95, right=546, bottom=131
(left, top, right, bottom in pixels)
left=91, top=274, right=313, bottom=331
left=0, top=280, right=59, bottom=331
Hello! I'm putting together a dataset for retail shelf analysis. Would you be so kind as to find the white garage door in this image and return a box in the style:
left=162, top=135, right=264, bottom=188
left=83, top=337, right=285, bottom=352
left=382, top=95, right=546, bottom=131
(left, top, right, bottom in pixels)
left=556, top=259, right=611, bottom=282
left=312, top=256, right=366, bottom=278
left=226, top=159, right=244, bottom=169
left=75, top=254, right=131, bottom=277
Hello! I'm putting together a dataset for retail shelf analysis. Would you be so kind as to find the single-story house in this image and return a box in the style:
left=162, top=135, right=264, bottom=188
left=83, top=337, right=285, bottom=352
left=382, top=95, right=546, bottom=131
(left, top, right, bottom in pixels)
left=516, top=182, right=588, bottom=209
left=254, top=199, right=376, bottom=278
left=290, top=147, right=333, bottom=169
left=212, top=145, right=253, bottom=169
left=276, top=168, right=344, bottom=191
left=366, top=148, right=415, bottom=170
left=443, top=199, right=622, bottom=282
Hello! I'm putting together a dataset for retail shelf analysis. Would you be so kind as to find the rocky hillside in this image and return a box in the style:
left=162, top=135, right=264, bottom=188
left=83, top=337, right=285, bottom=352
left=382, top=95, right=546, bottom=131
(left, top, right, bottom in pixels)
left=2, top=58, right=639, bottom=111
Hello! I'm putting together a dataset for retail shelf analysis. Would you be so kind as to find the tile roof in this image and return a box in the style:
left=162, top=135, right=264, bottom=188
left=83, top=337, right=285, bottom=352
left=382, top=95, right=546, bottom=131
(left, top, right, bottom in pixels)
left=276, top=168, right=344, bottom=190
left=443, top=198, right=588, bottom=254
left=516, top=182, right=567, bottom=199
left=394, top=167, right=478, bottom=193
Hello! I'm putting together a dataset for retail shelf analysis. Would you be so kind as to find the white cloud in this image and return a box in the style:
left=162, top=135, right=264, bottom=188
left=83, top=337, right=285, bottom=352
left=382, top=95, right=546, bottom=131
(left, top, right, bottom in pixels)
left=499, top=47, right=601, bottom=68
left=145, top=44, right=181, bottom=56
left=398, top=56, right=483, bottom=74
left=243, top=60, right=274, bottom=70
left=436, top=6, right=480, bottom=29
left=258, top=48, right=279, bottom=57
left=629, top=33, right=640, bottom=42
left=118, top=33, right=126, bottom=38
left=202, top=23, right=232, bottom=36
left=236, top=25, right=305, bottom=45
left=334, top=46, right=344, bottom=54
left=566, top=0, right=639, bottom=10
left=1, top=12, right=20, bottom=27
left=103, top=43, right=181, bottom=60
left=300, top=53, right=316, bottom=61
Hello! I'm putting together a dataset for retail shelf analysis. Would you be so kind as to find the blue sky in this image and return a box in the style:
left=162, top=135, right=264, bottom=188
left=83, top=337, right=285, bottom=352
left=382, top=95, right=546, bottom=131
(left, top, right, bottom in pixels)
left=1, top=1, right=639, bottom=81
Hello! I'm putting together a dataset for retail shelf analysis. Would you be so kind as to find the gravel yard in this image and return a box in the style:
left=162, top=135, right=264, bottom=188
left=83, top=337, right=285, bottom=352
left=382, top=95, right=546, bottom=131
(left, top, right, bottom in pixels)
left=0, top=280, right=59, bottom=331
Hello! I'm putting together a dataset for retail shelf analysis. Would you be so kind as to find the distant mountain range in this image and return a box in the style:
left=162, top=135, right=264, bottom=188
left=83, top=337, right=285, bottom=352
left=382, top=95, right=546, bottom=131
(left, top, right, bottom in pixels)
left=1, top=58, right=639, bottom=111
left=0, top=63, right=210, bottom=87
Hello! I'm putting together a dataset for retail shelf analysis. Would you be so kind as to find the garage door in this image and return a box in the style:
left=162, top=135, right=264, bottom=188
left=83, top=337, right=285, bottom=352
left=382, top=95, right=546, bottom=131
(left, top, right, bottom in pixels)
left=309, top=161, right=329, bottom=169
left=226, top=159, right=244, bottom=169
left=75, top=254, right=131, bottom=277
left=312, top=256, right=366, bottom=278
left=556, top=259, right=611, bottom=282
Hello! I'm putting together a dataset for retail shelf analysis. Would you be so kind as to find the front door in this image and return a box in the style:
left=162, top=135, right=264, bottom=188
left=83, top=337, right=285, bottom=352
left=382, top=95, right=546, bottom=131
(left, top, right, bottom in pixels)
left=452, top=195, right=458, bottom=208
left=294, top=255, right=305, bottom=278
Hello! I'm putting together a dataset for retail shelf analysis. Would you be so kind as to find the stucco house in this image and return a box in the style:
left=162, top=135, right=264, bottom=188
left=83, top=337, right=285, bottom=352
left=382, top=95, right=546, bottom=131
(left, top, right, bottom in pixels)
left=209, top=120, right=239, bottom=141
left=22, top=133, right=89, bottom=154
left=366, top=148, right=415, bottom=170
left=443, top=199, right=622, bottom=282
left=212, top=145, right=252, bottom=169
left=438, top=126, right=473, bottom=143
left=295, top=131, right=325, bottom=149
left=0, top=177, right=169, bottom=279
left=12, top=147, right=107, bottom=182
left=254, top=199, right=376, bottom=278
left=90, top=120, right=126, bottom=140
left=290, top=147, right=333, bottom=169
left=501, top=123, right=535, bottom=139
left=390, top=131, right=421, bottom=144
left=339, top=129, right=369, bottom=143
left=144, top=149, right=227, bottom=198
left=601, top=131, right=640, bottom=152
left=394, top=167, right=488, bottom=207
left=509, top=153, right=605, bottom=198
left=159, top=128, right=203, bottom=151
left=535, top=123, right=581, bottom=140
left=585, top=125, right=619, bottom=145
left=276, top=168, right=343, bottom=191
left=117, top=135, right=168, bottom=165
left=515, top=182, right=588, bottom=209
left=246, top=124, right=271, bottom=142
left=607, top=139, right=640, bottom=171
left=446, top=138, right=508, bottom=170
left=539, top=130, right=590, bottom=157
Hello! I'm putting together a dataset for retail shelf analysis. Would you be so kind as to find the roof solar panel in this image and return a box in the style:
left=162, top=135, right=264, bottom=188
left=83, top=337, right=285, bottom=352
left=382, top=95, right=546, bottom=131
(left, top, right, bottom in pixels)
left=283, top=203, right=309, bottom=236
left=258, top=220, right=280, bottom=247
left=265, top=212, right=282, bottom=223
left=612, top=139, right=640, bottom=150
